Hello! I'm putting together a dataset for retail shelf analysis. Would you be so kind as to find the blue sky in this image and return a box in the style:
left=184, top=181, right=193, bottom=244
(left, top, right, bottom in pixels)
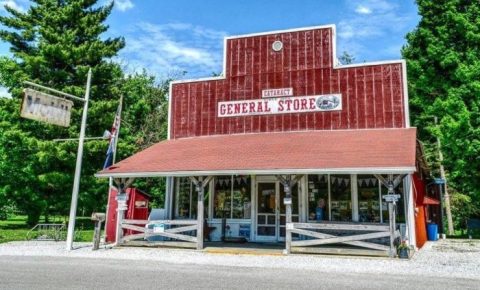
left=0, top=0, right=419, bottom=96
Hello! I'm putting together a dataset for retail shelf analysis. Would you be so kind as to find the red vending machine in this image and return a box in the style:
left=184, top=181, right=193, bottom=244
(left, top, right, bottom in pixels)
left=105, top=187, right=151, bottom=243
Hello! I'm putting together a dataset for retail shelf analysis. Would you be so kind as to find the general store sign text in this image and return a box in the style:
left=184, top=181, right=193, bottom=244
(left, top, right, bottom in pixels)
left=21, top=88, right=73, bottom=127
left=218, top=94, right=342, bottom=118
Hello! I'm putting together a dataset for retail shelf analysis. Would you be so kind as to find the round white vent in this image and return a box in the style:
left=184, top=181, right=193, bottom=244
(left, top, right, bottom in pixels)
left=272, top=40, right=283, bottom=52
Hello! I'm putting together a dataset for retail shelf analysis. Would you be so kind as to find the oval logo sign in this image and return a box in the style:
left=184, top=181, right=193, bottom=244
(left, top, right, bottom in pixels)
left=316, top=95, right=341, bottom=110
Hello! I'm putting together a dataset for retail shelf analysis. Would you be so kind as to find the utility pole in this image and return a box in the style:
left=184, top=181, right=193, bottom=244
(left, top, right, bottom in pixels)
left=66, top=68, right=92, bottom=250
left=434, top=117, right=454, bottom=235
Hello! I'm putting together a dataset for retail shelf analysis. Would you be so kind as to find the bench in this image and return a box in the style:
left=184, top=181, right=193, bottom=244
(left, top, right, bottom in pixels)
left=467, top=218, right=480, bottom=239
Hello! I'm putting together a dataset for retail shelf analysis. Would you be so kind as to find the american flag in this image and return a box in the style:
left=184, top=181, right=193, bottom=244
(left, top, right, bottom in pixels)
left=103, top=101, right=122, bottom=169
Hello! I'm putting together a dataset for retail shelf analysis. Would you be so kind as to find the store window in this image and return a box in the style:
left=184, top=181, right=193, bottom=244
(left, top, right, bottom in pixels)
left=330, top=175, right=352, bottom=221
left=213, top=176, right=231, bottom=218
left=214, top=176, right=251, bottom=219
left=357, top=174, right=381, bottom=223
left=307, top=175, right=329, bottom=221
left=174, top=177, right=209, bottom=219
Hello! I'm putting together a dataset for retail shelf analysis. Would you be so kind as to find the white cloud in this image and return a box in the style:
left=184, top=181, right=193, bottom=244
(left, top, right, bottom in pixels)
left=338, top=0, right=413, bottom=61
left=119, top=22, right=226, bottom=79
left=0, top=0, right=26, bottom=12
left=0, top=86, right=11, bottom=98
left=115, top=0, right=134, bottom=12
left=355, top=5, right=372, bottom=14
left=340, top=0, right=405, bottom=40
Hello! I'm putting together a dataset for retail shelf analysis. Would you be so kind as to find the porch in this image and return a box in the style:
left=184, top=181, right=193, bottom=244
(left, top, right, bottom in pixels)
left=96, top=129, right=418, bottom=257
left=108, top=173, right=409, bottom=257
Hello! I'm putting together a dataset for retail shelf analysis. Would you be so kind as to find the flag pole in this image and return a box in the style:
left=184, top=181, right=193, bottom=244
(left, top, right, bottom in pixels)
left=106, top=95, right=123, bottom=242
left=107, top=96, right=123, bottom=192
left=66, top=68, right=92, bottom=251
left=112, top=95, right=123, bottom=164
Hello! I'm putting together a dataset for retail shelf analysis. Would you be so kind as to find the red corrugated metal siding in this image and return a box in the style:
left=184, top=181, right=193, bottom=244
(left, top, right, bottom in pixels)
left=171, top=27, right=407, bottom=139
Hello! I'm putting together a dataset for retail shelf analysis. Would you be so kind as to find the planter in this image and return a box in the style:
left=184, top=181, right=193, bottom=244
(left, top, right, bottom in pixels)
left=398, top=248, right=410, bottom=259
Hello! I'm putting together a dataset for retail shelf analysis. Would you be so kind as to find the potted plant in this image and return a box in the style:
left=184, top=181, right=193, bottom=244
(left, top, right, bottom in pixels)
left=397, top=240, right=410, bottom=259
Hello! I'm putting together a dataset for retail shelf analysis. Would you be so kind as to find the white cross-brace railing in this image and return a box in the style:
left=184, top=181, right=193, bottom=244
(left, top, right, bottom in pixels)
left=119, top=219, right=199, bottom=249
left=286, top=222, right=400, bottom=256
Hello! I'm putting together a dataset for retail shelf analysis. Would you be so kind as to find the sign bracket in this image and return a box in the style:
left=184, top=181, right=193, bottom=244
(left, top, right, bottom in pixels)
left=24, top=80, right=85, bottom=102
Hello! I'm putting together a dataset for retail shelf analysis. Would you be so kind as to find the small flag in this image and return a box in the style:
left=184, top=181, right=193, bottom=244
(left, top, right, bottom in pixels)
left=103, top=101, right=122, bottom=169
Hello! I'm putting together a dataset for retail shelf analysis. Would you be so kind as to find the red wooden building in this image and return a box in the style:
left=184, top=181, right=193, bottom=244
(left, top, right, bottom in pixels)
left=97, top=24, right=434, bottom=256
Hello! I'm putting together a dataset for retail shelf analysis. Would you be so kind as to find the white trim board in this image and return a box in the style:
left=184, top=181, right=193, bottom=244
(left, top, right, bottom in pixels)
left=96, top=167, right=416, bottom=179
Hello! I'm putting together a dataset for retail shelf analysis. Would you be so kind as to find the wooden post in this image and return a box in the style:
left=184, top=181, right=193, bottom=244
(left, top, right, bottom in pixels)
left=190, top=176, right=212, bottom=250
left=113, top=178, right=135, bottom=246
left=285, top=182, right=292, bottom=254
left=197, top=179, right=204, bottom=250
left=375, top=174, right=403, bottom=258
left=276, top=174, right=303, bottom=255
left=91, top=212, right=105, bottom=250
left=93, top=222, right=100, bottom=250
left=115, top=199, right=126, bottom=246
left=388, top=202, right=395, bottom=257
left=385, top=174, right=398, bottom=258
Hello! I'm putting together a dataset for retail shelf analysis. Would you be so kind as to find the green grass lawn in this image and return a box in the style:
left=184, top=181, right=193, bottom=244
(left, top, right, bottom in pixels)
left=0, top=229, right=30, bottom=244
left=0, top=215, right=96, bottom=244
left=447, top=229, right=480, bottom=239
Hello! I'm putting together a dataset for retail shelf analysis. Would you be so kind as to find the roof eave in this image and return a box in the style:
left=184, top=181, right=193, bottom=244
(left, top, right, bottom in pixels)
left=95, top=167, right=416, bottom=179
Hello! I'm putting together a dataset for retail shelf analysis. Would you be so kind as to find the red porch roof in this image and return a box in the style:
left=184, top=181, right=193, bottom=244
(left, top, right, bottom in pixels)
left=96, top=128, right=417, bottom=178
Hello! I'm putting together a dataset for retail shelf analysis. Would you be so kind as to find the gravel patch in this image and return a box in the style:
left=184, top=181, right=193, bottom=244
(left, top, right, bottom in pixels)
left=1, top=239, right=479, bottom=279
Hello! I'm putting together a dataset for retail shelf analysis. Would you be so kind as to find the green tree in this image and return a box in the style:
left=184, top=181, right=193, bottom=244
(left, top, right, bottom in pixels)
left=118, top=71, right=170, bottom=208
left=339, top=51, right=355, bottom=65
left=0, top=0, right=125, bottom=225
left=402, top=0, right=480, bottom=224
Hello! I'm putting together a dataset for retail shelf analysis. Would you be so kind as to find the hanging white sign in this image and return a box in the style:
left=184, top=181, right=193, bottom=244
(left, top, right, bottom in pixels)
left=20, top=88, right=73, bottom=127
left=383, top=194, right=401, bottom=202
left=218, top=94, right=342, bottom=118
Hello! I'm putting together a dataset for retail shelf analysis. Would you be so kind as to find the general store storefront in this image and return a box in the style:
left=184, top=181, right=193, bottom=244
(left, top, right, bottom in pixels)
left=175, top=172, right=410, bottom=242
left=97, top=24, right=429, bottom=257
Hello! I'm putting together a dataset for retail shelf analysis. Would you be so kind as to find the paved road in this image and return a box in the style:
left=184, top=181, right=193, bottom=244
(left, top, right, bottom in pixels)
left=0, top=256, right=477, bottom=290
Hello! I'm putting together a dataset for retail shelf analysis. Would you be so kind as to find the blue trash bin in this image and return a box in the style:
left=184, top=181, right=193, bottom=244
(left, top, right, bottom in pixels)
left=427, top=223, right=438, bottom=241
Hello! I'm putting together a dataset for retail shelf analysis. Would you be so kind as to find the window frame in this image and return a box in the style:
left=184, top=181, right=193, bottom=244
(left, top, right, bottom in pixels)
left=213, top=175, right=252, bottom=220
left=306, top=174, right=403, bottom=224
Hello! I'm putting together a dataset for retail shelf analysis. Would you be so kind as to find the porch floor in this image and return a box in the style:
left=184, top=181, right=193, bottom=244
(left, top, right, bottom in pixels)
left=203, top=242, right=285, bottom=256
left=203, top=242, right=390, bottom=257
left=122, top=241, right=391, bottom=257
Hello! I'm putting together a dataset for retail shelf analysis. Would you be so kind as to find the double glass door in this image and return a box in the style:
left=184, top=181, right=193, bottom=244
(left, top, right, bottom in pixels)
left=256, top=181, right=299, bottom=241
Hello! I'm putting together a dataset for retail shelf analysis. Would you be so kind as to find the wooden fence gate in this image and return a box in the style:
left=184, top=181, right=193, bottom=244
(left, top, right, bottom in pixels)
left=286, top=222, right=400, bottom=257
left=119, top=219, right=199, bottom=249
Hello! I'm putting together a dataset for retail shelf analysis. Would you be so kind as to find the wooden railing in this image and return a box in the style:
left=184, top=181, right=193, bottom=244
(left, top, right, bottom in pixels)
left=119, top=219, right=199, bottom=249
left=286, top=222, right=400, bottom=257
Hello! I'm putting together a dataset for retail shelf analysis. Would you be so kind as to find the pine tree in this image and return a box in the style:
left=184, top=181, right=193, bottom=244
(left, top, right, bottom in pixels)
left=0, top=0, right=125, bottom=225
left=402, top=0, right=480, bottom=226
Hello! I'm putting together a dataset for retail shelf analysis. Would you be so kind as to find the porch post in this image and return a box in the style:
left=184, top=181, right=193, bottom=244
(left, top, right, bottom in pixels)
left=113, top=177, right=135, bottom=246
left=276, top=174, right=303, bottom=255
left=190, top=176, right=212, bottom=250
left=375, top=174, right=404, bottom=258
left=285, top=182, right=293, bottom=254
left=165, top=176, right=173, bottom=219
left=405, top=175, right=417, bottom=248
left=388, top=201, right=397, bottom=257
left=197, top=179, right=204, bottom=250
